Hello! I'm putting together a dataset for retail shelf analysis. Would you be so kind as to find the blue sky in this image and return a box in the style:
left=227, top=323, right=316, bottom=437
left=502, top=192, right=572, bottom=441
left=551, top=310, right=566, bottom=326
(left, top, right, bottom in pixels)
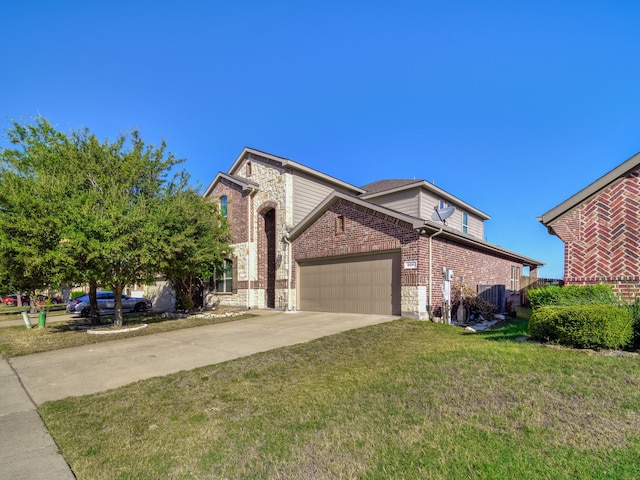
left=2, top=0, right=640, bottom=279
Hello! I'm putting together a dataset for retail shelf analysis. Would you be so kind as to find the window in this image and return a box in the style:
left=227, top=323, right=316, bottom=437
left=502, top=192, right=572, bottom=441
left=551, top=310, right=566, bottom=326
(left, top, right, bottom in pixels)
left=462, top=212, right=469, bottom=234
left=510, top=266, right=521, bottom=291
left=336, top=215, right=345, bottom=233
left=215, top=259, right=234, bottom=293
left=246, top=161, right=252, bottom=176
left=220, top=196, right=228, bottom=217
left=439, top=200, right=449, bottom=210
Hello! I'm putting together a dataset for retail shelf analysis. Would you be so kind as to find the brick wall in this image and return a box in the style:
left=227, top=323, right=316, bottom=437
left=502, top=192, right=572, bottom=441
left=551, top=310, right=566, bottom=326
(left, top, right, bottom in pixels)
left=208, top=155, right=293, bottom=309
left=210, top=178, right=249, bottom=244
left=292, top=198, right=416, bottom=274
left=549, top=170, right=640, bottom=298
left=429, top=236, right=520, bottom=305
left=293, top=198, right=525, bottom=313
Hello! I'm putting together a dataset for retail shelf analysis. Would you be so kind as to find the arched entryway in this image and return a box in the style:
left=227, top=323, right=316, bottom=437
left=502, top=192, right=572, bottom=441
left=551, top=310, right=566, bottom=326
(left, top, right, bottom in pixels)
left=262, top=208, right=276, bottom=308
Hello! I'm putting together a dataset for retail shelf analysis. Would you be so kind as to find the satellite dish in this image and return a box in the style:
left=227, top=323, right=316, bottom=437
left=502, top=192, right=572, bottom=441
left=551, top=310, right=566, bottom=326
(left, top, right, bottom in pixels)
left=431, top=206, right=456, bottom=224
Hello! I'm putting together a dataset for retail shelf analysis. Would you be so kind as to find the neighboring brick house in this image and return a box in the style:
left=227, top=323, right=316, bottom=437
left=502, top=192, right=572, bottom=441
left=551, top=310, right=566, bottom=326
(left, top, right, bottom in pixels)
left=204, top=147, right=543, bottom=319
left=538, top=153, right=640, bottom=299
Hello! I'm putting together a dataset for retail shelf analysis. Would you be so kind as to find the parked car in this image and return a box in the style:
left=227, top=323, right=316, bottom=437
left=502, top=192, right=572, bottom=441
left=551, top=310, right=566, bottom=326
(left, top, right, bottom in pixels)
left=2, top=294, right=64, bottom=306
left=66, top=292, right=152, bottom=317
left=34, top=294, right=63, bottom=304
left=2, top=295, right=31, bottom=306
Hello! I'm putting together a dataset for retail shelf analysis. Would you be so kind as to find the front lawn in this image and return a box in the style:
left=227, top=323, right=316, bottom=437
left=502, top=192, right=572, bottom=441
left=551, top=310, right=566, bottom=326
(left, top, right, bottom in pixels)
left=39, top=314, right=640, bottom=479
left=0, top=310, right=253, bottom=357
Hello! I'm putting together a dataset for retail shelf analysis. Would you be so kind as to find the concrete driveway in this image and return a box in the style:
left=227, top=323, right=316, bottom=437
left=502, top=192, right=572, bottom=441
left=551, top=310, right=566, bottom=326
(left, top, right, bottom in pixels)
left=10, top=310, right=396, bottom=405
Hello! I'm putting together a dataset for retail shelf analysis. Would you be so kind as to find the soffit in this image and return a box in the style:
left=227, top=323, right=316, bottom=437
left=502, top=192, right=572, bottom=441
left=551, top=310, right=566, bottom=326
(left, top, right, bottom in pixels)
left=538, top=152, right=640, bottom=226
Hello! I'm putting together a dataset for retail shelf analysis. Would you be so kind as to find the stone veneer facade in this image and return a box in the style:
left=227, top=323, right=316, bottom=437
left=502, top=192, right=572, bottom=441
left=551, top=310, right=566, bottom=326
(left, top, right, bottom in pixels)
left=209, top=153, right=295, bottom=310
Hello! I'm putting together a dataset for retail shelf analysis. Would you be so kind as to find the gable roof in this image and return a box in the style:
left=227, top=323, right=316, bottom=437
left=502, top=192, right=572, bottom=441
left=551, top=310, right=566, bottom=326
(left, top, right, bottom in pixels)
left=228, top=147, right=366, bottom=195
left=288, top=191, right=543, bottom=268
left=538, top=152, right=640, bottom=227
left=203, top=172, right=259, bottom=197
left=288, top=191, right=426, bottom=239
left=360, top=179, right=490, bottom=220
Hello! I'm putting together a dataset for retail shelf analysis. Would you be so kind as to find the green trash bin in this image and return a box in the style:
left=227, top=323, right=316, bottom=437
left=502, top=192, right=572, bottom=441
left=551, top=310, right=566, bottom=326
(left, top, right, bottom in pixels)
left=38, top=311, right=47, bottom=328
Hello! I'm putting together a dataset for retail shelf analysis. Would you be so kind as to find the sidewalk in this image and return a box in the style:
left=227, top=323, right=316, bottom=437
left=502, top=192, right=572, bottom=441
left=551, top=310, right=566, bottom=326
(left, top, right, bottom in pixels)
left=0, top=357, right=75, bottom=479
left=0, top=310, right=395, bottom=479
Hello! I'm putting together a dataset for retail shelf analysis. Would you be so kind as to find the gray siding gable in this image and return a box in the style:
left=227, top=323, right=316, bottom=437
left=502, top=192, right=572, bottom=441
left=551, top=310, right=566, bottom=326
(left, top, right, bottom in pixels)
left=292, top=171, right=346, bottom=225
left=363, top=185, right=485, bottom=239
left=362, top=189, right=420, bottom=218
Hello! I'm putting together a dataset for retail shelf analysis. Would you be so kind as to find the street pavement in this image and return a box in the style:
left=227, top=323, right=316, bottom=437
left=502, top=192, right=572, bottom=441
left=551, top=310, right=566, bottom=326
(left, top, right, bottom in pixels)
left=0, top=310, right=396, bottom=479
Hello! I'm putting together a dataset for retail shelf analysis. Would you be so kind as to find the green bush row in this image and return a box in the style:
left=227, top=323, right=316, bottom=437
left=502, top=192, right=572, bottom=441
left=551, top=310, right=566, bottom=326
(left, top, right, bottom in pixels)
left=626, top=299, right=640, bottom=349
left=529, top=304, right=634, bottom=350
left=527, top=284, right=616, bottom=310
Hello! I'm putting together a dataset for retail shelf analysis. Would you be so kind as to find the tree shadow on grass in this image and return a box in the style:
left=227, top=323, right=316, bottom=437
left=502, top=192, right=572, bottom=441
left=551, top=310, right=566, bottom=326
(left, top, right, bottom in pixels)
left=474, top=308, right=532, bottom=342
left=474, top=317, right=530, bottom=342
left=48, top=312, right=156, bottom=333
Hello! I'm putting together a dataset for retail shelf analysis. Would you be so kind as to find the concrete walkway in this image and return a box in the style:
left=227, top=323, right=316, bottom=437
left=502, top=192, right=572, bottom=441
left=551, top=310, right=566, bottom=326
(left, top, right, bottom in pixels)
left=0, top=310, right=395, bottom=479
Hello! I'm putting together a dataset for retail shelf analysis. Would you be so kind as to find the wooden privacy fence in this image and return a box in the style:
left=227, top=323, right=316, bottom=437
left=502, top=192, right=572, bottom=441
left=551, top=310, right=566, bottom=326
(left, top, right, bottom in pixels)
left=478, top=284, right=506, bottom=313
left=520, top=276, right=564, bottom=307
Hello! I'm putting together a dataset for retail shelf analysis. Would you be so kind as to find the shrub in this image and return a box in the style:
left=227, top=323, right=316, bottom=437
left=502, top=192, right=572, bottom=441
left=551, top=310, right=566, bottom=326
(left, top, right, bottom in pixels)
left=529, top=304, right=634, bottom=350
left=528, top=305, right=562, bottom=341
left=528, top=284, right=616, bottom=310
left=626, top=298, right=640, bottom=349
left=175, top=292, right=195, bottom=312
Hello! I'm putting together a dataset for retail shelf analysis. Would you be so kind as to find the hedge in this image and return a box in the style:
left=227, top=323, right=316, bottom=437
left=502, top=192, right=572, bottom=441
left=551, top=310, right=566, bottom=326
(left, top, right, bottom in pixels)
left=527, top=284, right=616, bottom=310
left=529, top=304, right=634, bottom=350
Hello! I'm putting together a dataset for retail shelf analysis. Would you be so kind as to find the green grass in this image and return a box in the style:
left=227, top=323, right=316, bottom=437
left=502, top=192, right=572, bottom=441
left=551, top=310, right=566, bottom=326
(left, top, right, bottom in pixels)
left=38, top=312, right=640, bottom=479
left=0, top=304, right=68, bottom=320
left=0, top=310, right=254, bottom=357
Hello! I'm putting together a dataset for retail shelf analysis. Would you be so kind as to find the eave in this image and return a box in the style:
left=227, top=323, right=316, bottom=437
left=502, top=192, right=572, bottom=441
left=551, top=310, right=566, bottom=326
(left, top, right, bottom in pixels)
left=360, top=180, right=490, bottom=220
left=228, top=147, right=366, bottom=195
left=288, top=191, right=544, bottom=269
left=538, top=151, right=640, bottom=227
left=203, top=172, right=259, bottom=197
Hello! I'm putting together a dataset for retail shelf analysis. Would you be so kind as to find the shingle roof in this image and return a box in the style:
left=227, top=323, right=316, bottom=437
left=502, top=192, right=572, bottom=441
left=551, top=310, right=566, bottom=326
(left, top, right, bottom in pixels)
left=227, top=174, right=260, bottom=188
left=360, top=179, right=421, bottom=195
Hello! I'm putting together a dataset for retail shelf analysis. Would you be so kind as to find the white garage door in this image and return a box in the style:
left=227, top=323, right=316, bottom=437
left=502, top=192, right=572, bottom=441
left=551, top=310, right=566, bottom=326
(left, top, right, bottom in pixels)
left=298, top=252, right=401, bottom=315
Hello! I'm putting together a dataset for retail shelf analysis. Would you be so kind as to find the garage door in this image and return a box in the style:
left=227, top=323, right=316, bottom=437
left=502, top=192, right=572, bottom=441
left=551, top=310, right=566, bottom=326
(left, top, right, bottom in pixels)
left=298, top=252, right=401, bottom=315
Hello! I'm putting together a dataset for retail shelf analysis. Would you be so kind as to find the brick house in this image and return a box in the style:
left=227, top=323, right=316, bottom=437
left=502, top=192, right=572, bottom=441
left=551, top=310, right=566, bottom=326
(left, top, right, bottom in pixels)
left=204, top=147, right=543, bottom=319
left=538, top=152, right=640, bottom=299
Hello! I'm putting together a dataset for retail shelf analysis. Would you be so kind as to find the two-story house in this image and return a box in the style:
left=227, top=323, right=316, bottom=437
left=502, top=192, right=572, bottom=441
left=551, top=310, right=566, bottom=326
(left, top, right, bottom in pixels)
left=204, top=147, right=542, bottom=319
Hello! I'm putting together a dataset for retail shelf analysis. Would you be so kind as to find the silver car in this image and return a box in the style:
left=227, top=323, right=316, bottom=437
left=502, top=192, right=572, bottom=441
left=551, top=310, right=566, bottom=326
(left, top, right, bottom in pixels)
left=66, top=291, right=152, bottom=317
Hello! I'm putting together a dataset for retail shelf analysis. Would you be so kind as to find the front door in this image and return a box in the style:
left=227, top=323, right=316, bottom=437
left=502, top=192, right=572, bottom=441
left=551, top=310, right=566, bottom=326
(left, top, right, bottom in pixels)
left=264, top=208, right=276, bottom=308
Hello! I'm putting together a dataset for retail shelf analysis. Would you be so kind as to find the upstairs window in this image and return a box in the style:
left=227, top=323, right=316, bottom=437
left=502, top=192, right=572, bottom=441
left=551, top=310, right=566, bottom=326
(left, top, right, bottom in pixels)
left=220, top=195, right=228, bottom=217
left=439, top=200, right=449, bottom=210
left=462, top=212, right=469, bottom=234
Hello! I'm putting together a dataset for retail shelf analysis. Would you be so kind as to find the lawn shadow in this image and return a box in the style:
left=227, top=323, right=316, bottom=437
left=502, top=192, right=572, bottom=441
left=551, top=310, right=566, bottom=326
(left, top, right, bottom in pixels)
left=474, top=317, right=530, bottom=342
left=48, top=312, right=155, bottom=333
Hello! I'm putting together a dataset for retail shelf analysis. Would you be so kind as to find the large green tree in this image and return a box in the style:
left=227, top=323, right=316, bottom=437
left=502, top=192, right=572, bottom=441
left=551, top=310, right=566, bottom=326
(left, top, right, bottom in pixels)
left=0, top=117, right=230, bottom=326
left=155, top=183, right=231, bottom=311
left=0, top=119, right=70, bottom=311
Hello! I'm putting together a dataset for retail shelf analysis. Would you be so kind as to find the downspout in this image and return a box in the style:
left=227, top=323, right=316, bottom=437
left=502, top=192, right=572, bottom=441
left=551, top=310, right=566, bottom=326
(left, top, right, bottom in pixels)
left=428, top=227, right=444, bottom=319
left=283, top=235, right=293, bottom=311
